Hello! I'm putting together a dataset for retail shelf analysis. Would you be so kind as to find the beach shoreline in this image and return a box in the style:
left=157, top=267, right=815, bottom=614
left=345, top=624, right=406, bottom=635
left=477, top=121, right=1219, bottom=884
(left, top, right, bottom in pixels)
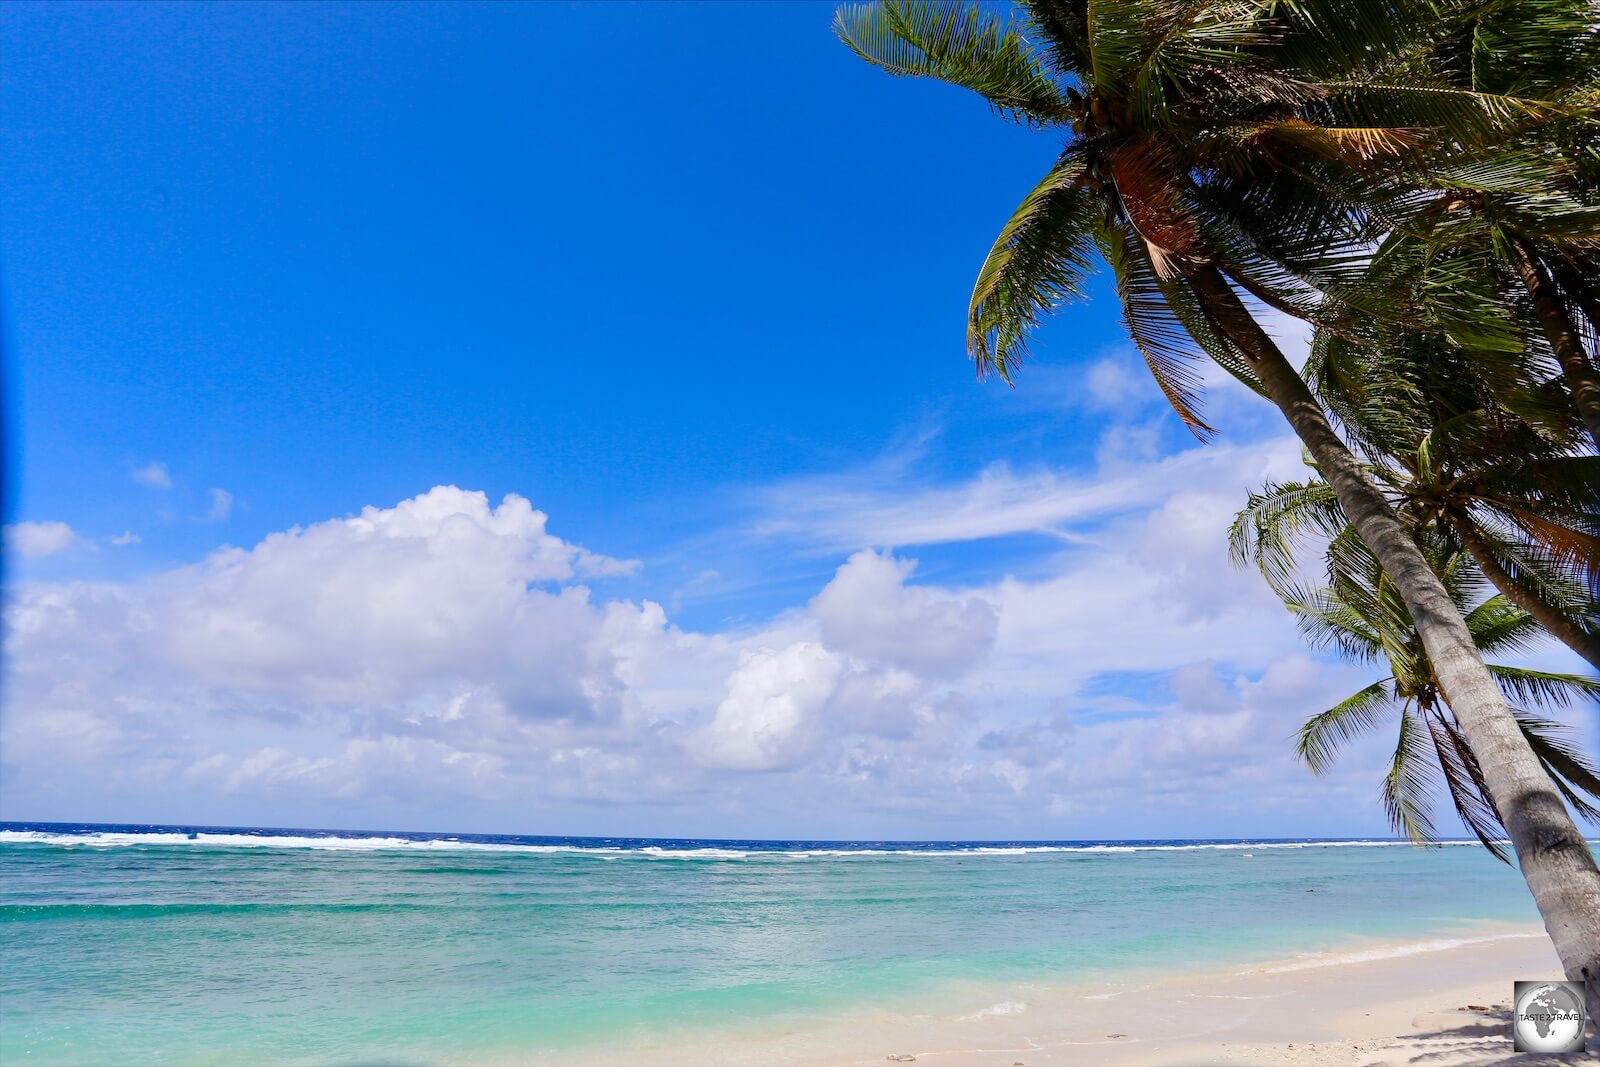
left=2, top=831, right=1573, bottom=1067
left=577, top=925, right=1590, bottom=1067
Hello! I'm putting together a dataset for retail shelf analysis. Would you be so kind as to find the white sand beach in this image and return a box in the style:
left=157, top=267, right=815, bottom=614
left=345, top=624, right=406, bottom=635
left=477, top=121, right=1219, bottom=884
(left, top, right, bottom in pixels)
left=580, top=926, right=1593, bottom=1067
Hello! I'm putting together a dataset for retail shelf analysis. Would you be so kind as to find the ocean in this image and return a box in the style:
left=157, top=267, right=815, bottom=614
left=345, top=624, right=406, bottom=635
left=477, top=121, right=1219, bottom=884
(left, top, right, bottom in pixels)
left=0, top=822, right=1540, bottom=1066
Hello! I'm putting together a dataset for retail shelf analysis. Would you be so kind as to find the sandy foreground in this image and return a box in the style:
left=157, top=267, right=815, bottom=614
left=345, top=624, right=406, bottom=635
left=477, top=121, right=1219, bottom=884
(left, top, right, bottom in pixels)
left=581, top=925, right=1595, bottom=1067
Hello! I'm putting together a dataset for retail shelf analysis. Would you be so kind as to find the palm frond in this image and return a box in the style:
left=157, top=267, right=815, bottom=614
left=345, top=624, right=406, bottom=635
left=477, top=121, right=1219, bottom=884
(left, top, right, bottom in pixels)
left=1126, top=0, right=1300, bottom=122
left=1517, top=713, right=1600, bottom=824
left=834, top=0, right=1071, bottom=124
left=1324, top=81, right=1565, bottom=145
left=1289, top=591, right=1388, bottom=661
left=1229, top=478, right=1346, bottom=598
left=1270, top=0, right=1456, bottom=82
left=1461, top=595, right=1548, bottom=657
left=968, top=153, right=1100, bottom=381
left=1098, top=217, right=1218, bottom=436
left=1383, top=709, right=1440, bottom=846
left=1019, top=0, right=1092, bottom=79
left=1425, top=711, right=1512, bottom=862
left=1296, top=680, right=1395, bottom=774
left=1488, top=664, right=1600, bottom=708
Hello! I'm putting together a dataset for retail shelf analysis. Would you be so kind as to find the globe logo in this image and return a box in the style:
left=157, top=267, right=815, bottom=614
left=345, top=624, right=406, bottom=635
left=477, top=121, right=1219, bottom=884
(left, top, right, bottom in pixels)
left=1513, top=980, right=1586, bottom=1053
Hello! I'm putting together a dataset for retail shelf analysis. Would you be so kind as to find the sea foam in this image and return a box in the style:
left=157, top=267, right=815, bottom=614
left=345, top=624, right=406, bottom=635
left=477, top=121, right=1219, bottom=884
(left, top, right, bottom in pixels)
left=0, top=828, right=1505, bottom=858
left=1252, top=931, right=1545, bottom=973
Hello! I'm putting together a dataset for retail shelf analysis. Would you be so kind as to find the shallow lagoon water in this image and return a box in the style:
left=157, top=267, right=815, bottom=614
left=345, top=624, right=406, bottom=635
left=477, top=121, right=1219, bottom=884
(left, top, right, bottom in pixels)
left=0, top=823, right=1538, bottom=1066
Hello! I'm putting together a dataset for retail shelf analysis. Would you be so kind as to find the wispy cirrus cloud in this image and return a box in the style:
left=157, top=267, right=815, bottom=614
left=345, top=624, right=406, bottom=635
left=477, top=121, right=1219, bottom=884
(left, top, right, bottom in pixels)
left=749, top=433, right=1306, bottom=552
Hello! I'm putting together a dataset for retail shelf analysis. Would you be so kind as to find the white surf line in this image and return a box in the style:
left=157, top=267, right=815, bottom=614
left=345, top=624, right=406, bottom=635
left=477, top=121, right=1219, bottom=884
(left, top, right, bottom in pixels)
left=1246, top=930, right=1547, bottom=974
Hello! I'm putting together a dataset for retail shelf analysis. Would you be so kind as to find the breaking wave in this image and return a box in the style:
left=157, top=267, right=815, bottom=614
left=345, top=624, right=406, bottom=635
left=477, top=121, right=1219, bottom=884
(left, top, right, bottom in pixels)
left=0, top=825, right=1506, bottom=860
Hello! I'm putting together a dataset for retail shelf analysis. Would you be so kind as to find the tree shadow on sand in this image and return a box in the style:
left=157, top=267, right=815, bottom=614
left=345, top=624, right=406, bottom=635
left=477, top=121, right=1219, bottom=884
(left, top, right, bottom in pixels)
left=1390, top=1007, right=1595, bottom=1066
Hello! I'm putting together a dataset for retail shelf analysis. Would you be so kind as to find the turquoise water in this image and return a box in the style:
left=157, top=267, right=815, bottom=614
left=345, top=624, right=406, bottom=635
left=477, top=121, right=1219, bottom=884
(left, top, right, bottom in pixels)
left=0, top=825, right=1540, bottom=1066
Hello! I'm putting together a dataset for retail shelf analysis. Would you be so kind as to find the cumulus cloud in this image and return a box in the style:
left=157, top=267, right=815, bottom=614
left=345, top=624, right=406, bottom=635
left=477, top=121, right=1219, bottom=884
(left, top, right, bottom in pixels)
left=2, top=487, right=685, bottom=819
left=698, top=643, right=842, bottom=771
left=5, top=465, right=1546, bottom=838
left=131, top=460, right=173, bottom=488
left=1132, top=485, right=1294, bottom=620
left=4, top=520, right=77, bottom=558
left=138, top=486, right=636, bottom=712
left=811, top=550, right=997, bottom=678
left=1068, top=652, right=1364, bottom=812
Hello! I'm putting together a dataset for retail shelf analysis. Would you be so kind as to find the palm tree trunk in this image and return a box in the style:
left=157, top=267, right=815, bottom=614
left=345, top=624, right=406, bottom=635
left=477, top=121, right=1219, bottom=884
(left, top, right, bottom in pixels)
left=1511, top=240, right=1600, bottom=453
left=1450, top=518, right=1600, bottom=672
left=1188, top=265, right=1600, bottom=1027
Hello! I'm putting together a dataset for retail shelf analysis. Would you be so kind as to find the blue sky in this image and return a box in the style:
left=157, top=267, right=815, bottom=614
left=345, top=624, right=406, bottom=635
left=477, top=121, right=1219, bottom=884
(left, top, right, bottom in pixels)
left=6, top=0, right=1098, bottom=607
left=2, top=2, right=1589, bottom=840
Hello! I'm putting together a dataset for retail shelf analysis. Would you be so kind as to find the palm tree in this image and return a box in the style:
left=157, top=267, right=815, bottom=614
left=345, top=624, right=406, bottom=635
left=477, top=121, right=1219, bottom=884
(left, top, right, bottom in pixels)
left=1363, top=168, right=1600, bottom=452
left=836, top=0, right=1600, bottom=1009
left=1287, top=539, right=1600, bottom=855
left=1235, top=463, right=1600, bottom=670
left=1400, top=0, right=1600, bottom=448
left=1233, top=328, right=1600, bottom=669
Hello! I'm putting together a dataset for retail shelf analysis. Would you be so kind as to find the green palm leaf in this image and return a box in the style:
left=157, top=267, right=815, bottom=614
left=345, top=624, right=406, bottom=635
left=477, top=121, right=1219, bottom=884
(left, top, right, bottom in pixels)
left=1230, top=478, right=1346, bottom=598
left=1517, top=713, right=1600, bottom=824
left=833, top=1, right=1071, bottom=124
left=1488, top=664, right=1600, bottom=707
left=1383, top=709, right=1441, bottom=846
left=1297, top=680, right=1395, bottom=774
left=1462, top=595, right=1548, bottom=656
left=968, top=153, right=1100, bottom=381
left=1098, top=218, right=1223, bottom=435
left=1425, top=711, right=1512, bottom=861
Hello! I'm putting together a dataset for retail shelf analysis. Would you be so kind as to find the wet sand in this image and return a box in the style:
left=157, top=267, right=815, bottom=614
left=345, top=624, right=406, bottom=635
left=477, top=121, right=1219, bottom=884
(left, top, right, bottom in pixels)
left=573, top=925, right=1594, bottom=1066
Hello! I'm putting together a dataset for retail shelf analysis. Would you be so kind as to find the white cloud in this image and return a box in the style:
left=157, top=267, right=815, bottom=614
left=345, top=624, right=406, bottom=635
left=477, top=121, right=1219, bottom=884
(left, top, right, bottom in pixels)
left=1083, top=354, right=1145, bottom=410
left=811, top=550, right=997, bottom=678
left=1170, top=660, right=1237, bottom=715
left=752, top=434, right=1307, bottom=551
left=109, top=531, right=141, bottom=546
left=698, top=643, right=842, bottom=771
left=5, top=469, right=1552, bottom=839
left=206, top=488, right=233, bottom=521
left=1068, top=652, right=1364, bottom=810
left=139, top=486, right=635, bottom=710
left=2, top=487, right=692, bottom=820
left=4, top=520, right=76, bottom=558
left=132, top=460, right=173, bottom=488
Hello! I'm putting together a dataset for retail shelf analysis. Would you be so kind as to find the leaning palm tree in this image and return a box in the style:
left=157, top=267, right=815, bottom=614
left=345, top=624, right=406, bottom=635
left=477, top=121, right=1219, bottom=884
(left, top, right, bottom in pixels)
left=836, top=0, right=1600, bottom=1009
left=1234, top=327, right=1600, bottom=668
left=1235, top=461, right=1600, bottom=669
left=1288, top=539, right=1600, bottom=856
